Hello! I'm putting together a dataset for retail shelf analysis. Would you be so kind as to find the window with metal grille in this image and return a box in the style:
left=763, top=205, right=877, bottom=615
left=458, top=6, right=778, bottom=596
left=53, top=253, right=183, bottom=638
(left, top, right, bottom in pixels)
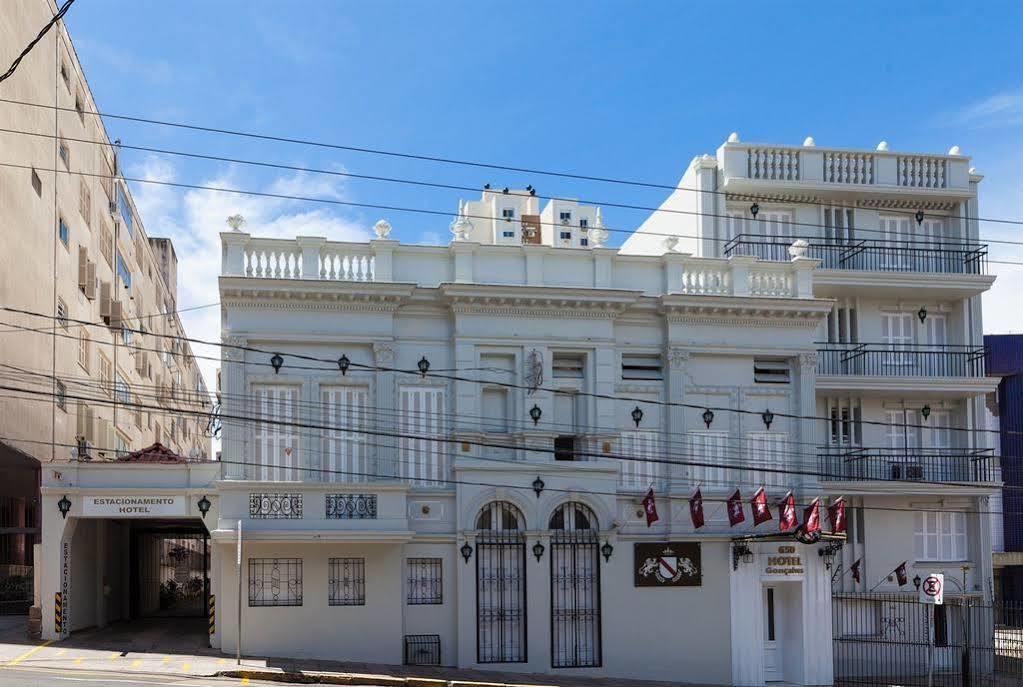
left=55, top=380, right=66, bottom=411
left=328, top=558, right=365, bottom=606
left=404, top=635, right=440, bottom=666
left=248, top=558, right=302, bottom=607
left=621, top=353, right=663, bottom=380
left=554, top=436, right=577, bottom=462
left=753, top=359, right=790, bottom=384
left=407, top=558, right=442, bottom=605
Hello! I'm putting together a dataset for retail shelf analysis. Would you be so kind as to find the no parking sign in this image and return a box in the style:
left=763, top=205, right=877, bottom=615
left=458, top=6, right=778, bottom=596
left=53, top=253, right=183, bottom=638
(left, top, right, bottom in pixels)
left=919, top=573, right=944, bottom=605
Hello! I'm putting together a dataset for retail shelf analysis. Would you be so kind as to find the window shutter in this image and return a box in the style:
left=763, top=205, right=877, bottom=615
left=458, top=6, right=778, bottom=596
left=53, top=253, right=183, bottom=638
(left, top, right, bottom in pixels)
left=322, top=386, right=368, bottom=481
left=398, top=386, right=446, bottom=485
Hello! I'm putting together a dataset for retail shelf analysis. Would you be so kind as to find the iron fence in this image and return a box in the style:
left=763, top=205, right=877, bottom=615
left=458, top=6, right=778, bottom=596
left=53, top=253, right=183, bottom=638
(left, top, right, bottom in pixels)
left=724, top=234, right=989, bottom=275
left=819, top=448, right=998, bottom=484
left=833, top=593, right=1023, bottom=687
left=817, top=343, right=986, bottom=378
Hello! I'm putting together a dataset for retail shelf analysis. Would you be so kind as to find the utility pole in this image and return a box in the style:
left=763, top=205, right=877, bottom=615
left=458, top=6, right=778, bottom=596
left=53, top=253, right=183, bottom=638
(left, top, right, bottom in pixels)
left=236, top=520, right=242, bottom=666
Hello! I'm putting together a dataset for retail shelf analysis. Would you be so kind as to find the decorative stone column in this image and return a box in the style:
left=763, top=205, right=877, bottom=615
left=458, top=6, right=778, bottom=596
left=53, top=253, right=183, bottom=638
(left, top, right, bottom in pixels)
left=222, top=336, right=247, bottom=479
left=797, top=352, right=818, bottom=491
left=373, top=343, right=395, bottom=478
left=666, top=348, right=690, bottom=490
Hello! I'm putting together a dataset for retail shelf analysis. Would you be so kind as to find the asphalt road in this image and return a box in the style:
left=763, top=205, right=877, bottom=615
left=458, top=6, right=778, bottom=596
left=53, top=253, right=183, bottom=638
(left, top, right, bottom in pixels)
left=0, top=666, right=310, bottom=686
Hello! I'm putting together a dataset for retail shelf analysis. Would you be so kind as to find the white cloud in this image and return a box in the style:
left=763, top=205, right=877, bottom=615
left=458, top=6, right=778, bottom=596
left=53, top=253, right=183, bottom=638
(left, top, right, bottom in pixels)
left=126, top=157, right=371, bottom=433
left=940, top=90, right=1023, bottom=129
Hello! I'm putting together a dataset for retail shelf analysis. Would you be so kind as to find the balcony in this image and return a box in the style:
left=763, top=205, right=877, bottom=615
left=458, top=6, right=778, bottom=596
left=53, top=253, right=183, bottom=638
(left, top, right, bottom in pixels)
left=817, top=343, right=986, bottom=378
left=818, top=447, right=998, bottom=484
left=724, top=235, right=988, bottom=275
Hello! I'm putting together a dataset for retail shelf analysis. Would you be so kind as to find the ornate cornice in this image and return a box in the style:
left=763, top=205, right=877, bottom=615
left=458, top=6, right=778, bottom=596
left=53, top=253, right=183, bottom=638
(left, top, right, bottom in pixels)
left=220, top=277, right=414, bottom=313
left=660, top=295, right=832, bottom=329
left=441, top=284, right=642, bottom=320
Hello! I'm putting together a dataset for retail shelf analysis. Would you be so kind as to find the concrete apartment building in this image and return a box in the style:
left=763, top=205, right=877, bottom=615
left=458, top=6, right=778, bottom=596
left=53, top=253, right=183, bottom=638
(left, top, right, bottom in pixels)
left=0, top=1, right=212, bottom=621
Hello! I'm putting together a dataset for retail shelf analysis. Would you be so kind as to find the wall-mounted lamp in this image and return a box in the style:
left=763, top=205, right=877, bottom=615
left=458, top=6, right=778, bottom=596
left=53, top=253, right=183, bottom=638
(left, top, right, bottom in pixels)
left=732, top=543, right=754, bottom=571
left=417, top=356, right=430, bottom=377
left=601, top=541, right=614, bottom=562
left=460, top=541, right=473, bottom=563
left=270, top=353, right=284, bottom=374
left=532, top=541, right=545, bottom=562
left=532, top=476, right=545, bottom=498
left=750, top=202, right=760, bottom=219
left=631, top=406, right=644, bottom=428
left=913, top=574, right=922, bottom=590
left=918, top=306, right=928, bottom=323
left=818, top=541, right=843, bottom=570
left=921, top=405, right=931, bottom=421
left=197, top=494, right=211, bottom=519
left=915, top=210, right=925, bottom=226
left=702, top=408, right=715, bottom=429
left=762, top=409, right=775, bottom=430
left=529, top=404, right=542, bottom=426
left=57, top=494, right=72, bottom=519
left=337, top=354, right=350, bottom=375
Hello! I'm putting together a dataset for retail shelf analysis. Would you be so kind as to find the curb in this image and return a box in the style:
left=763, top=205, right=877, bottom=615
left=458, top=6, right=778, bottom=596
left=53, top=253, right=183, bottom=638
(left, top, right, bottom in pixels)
left=216, top=671, right=544, bottom=687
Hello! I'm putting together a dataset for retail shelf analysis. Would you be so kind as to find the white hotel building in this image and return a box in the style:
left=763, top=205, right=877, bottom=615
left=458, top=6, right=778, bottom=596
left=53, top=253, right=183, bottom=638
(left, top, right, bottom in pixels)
left=39, top=138, right=999, bottom=685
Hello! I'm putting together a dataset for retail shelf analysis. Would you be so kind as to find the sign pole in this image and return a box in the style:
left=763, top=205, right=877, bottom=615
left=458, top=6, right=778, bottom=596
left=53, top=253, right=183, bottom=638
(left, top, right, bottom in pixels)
left=927, top=604, right=933, bottom=687
left=236, top=519, right=242, bottom=666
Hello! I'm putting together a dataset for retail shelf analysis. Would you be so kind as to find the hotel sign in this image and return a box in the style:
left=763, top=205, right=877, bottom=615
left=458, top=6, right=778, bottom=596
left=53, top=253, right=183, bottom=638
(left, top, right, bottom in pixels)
left=764, top=545, right=804, bottom=577
left=82, top=495, right=187, bottom=517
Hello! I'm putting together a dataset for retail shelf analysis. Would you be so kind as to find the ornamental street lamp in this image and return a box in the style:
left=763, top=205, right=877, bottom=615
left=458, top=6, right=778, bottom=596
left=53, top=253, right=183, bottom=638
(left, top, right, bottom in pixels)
left=601, top=541, right=614, bottom=562
left=460, top=541, right=473, bottom=564
left=57, top=494, right=71, bottom=519
left=337, top=354, right=350, bottom=376
left=631, top=406, right=644, bottom=428
left=529, top=404, right=542, bottom=426
left=532, top=476, right=545, bottom=498
left=762, top=409, right=775, bottom=430
left=915, top=210, right=925, bottom=225
left=532, top=541, right=545, bottom=562
left=732, top=543, right=754, bottom=571
left=270, top=353, right=284, bottom=374
left=417, top=356, right=430, bottom=377
left=750, top=202, right=760, bottom=219
left=921, top=405, right=931, bottom=421
left=702, top=408, right=714, bottom=429
left=918, top=306, right=928, bottom=323
left=197, top=494, right=212, bottom=519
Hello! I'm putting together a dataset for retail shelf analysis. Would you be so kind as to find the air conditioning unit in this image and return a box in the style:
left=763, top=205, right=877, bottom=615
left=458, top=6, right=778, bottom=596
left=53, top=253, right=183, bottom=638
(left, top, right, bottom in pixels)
left=76, top=403, right=95, bottom=444
left=84, top=262, right=97, bottom=300
left=889, top=463, right=924, bottom=480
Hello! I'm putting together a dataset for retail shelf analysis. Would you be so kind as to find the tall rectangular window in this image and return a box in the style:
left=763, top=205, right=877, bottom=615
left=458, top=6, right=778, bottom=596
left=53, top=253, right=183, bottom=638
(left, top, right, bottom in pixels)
left=116, top=184, right=134, bottom=236
left=480, top=388, right=508, bottom=433
left=77, top=330, right=89, bottom=371
left=914, top=511, right=967, bottom=561
left=56, top=298, right=68, bottom=330
left=58, top=217, right=69, bottom=247
left=59, top=140, right=70, bottom=168
left=688, top=431, right=729, bottom=486
left=747, top=432, right=787, bottom=489
left=79, top=179, right=91, bottom=228
left=398, top=386, right=446, bottom=485
left=55, top=380, right=66, bottom=411
left=114, top=373, right=130, bottom=405
left=99, top=222, right=113, bottom=266
left=116, top=252, right=132, bottom=289
left=98, top=353, right=112, bottom=397
left=618, top=430, right=661, bottom=488
left=328, top=558, right=366, bottom=606
left=249, top=558, right=302, bottom=607
left=321, top=386, right=368, bottom=481
left=407, top=558, right=442, bottom=605
left=253, top=384, right=299, bottom=481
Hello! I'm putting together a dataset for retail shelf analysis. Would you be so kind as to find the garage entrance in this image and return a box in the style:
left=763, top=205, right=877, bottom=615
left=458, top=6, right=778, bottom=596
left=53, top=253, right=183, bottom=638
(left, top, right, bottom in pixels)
left=130, top=523, right=209, bottom=619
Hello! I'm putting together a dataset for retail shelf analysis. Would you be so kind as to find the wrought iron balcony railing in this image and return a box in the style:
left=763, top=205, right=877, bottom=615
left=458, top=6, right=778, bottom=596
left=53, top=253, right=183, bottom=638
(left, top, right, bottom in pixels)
left=723, top=234, right=988, bottom=275
left=818, top=447, right=998, bottom=483
left=816, top=342, right=986, bottom=378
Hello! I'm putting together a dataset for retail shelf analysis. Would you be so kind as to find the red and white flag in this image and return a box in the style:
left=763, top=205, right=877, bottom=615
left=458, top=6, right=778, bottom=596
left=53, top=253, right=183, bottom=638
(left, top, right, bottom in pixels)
left=779, top=492, right=797, bottom=531
left=828, top=497, right=846, bottom=534
left=850, top=558, right=861, bottom=584
left=803, top=497, right=821, bottom=534
left=751, top=487, right=772, bottom=526
left=727, top=489, right=745, bottom=527
left=642, top=488, right=659, bottom=527
left=895, top=561, right=908, bottom=587
left=690, top=488, right=705, bottom=529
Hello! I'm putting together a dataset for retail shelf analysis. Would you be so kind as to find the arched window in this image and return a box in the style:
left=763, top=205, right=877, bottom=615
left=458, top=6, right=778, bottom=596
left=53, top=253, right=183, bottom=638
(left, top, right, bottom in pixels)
left=475, top=501, right=526, bottom=663
left=476, top=501, right=525, bottom=532
left=549, top=501, right=597, bottom=532
left=548, top=501, right=601, bottom=668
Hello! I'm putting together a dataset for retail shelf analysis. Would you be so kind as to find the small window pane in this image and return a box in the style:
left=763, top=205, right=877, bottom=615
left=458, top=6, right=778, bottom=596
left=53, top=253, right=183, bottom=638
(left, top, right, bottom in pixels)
left=249, top=558, right=302, bottom=607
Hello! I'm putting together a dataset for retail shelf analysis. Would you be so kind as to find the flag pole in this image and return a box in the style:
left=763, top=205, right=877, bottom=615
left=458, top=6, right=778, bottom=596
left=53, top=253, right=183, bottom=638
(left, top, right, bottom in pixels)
left=869, top=562, right=904, bottom=592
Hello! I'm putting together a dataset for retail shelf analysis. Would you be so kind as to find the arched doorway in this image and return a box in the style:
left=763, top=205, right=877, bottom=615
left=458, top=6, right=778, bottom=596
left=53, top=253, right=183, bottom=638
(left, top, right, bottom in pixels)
left=549, top=501, right=601, bottom=668
left=475, top=501, right=527, bottom=663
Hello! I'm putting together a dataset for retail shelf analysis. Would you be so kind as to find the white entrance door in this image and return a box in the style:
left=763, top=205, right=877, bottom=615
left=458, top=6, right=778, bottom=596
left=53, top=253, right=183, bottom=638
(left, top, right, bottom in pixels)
left=882, top=312, right=916, bottom=370
left=763, top=586, right=783, bottom=681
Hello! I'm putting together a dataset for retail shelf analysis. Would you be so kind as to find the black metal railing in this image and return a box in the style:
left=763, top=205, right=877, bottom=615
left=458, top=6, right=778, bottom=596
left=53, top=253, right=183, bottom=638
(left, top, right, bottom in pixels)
left=404, top=634, right=441, bottom=666
left=817, top=343, right=987, bottom=378
left=819, top=447, right=998, bottom=483
left=724, top=234, right=989, bottom=275
left=834, top=593, right=1023, bottom=687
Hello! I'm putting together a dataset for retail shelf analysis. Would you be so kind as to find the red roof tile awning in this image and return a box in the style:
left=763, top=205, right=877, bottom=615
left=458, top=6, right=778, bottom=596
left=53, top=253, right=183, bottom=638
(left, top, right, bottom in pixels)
left=116, top=442, right=190, bottom=464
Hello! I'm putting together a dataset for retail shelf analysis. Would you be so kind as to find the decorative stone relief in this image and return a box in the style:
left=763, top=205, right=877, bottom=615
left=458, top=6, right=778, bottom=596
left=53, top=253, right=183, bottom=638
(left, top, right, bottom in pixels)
left=373, top=343, right=395, bottom=367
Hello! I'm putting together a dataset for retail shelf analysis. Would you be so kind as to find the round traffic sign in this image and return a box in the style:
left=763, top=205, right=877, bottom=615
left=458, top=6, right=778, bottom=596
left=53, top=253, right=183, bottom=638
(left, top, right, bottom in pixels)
left=923, top=575, right=942, bottom=597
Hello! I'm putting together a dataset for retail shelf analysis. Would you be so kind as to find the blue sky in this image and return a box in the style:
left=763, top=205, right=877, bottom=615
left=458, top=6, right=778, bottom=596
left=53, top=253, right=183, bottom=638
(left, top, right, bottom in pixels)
left=59, top=0, right=1023, bottom=369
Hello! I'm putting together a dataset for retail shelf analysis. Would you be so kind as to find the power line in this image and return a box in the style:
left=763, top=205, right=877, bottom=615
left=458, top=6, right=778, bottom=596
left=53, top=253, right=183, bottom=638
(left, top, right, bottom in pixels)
left=0, top=0, right=76, bottom=85
left=0, top=305, right=1005, bottom=438
left=3, top=125, right=1019, bottom=251
left=1, top=94, right=1020, bottom=228
left=1, top=378, right=1008, bottom=495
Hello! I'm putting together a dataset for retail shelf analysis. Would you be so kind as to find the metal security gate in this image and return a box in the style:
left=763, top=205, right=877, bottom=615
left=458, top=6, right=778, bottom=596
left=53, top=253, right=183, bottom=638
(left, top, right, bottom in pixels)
left=832, top=593, right=1023, bottom=687
left=549, top=502, right=601, bottom=668
left=133, top=531, right=209, bottom=618
left=476, top=532, right=527, bottom=662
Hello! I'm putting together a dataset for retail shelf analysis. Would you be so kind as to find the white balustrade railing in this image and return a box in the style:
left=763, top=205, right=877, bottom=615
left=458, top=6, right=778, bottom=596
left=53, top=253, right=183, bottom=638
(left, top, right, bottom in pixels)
left=320, top=246, right=375, bottom=281
left=749, top=266, right=795, bottom=297
left=823, top=151, right=874, bottom=184
left=747, top=147, right=800, bottom=181
left=897, top=155, right=947, bottom=189
left=243, top=240, right=302, bottom=279
left=679, top=264, right=731, bottom=295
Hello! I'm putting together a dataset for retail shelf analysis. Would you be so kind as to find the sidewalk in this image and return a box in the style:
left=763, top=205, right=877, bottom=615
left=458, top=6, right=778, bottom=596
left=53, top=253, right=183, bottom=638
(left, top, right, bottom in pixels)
left=0, top=617, right=712, bottom=687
